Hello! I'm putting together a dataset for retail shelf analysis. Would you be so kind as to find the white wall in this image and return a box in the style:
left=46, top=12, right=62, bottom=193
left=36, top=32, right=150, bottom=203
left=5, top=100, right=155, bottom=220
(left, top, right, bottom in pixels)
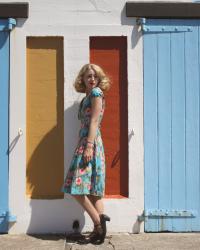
left=7, top=0, right=144, bottom=233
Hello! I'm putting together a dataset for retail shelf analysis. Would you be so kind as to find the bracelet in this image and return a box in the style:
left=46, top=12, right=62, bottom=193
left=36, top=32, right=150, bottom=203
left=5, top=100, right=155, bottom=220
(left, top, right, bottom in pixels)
left=86, top=140, right=94, bottom=146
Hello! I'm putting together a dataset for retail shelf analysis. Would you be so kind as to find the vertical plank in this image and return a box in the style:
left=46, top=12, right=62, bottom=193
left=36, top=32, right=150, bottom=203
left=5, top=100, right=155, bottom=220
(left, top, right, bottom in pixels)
left=185, top=21, right=199, bottom=231
left=157, top=31, right=172, bottom=231
left=26, top=37, right=64, bottom=199
left=144, top=32, right=158, bottom=232
left=90, top=37, right=128, bottom=197
left=0, top=31, right=9, bottom=232
left=171, top=30, right=186, bottom=231
left=198, top=21, right=200, bottom=231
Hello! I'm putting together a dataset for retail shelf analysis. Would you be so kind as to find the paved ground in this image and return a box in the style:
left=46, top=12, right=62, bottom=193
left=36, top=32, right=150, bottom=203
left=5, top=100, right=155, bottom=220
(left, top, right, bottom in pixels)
left=0, top=232, right=200, bottom=250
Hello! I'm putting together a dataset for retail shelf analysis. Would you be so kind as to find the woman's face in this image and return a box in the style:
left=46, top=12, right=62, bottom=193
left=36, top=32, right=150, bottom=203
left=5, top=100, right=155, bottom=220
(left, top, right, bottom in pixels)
left=83, top=68, right=99, bottom=93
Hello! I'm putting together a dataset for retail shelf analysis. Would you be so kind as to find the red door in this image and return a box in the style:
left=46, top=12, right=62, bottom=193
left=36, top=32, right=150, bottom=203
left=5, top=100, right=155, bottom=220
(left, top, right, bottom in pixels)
left=90, top=36, right=128, bottom=197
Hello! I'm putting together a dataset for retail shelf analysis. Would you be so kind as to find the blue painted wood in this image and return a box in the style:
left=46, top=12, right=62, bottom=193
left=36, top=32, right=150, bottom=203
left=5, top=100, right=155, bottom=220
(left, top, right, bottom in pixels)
left=144, top=32, right=159, bottom=232
left=144, top=19, right=200, bottom=232
left=171, top=30, right=186, bottom=232
left=157, top=32, right=172, bottom=231
left=185, top=21, right=199, bottom=232
left=0, top=27, right=10, bottom=233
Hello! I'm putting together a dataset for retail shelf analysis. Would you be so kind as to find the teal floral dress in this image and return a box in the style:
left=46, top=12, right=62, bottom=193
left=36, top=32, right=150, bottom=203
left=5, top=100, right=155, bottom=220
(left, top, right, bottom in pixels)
left=61, top=87, right=106, bottom=197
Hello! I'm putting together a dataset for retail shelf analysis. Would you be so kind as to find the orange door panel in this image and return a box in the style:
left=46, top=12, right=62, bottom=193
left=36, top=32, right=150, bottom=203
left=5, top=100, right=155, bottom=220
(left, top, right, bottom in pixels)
left=26, top=37, right=64, bottom=199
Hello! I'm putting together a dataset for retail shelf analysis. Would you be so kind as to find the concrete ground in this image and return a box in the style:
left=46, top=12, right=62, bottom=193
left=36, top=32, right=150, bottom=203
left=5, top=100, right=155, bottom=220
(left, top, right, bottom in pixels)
left=0, top=232, right=200, bottom=250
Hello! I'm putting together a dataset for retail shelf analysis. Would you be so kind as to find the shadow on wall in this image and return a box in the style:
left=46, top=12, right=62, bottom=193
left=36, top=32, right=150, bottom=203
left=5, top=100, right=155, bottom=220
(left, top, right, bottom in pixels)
left=26, top=197, right=86, bottom=234
left=132, top=218, right=143, bottom=234
left=26, top=101, right=86, bottom=234
left=120, top=3, right=141, bottom=49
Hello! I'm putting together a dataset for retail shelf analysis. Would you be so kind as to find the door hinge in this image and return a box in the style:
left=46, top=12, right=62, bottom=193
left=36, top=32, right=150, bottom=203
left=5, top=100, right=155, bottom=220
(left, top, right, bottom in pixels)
left=7, top=18, right=17, bottom=31
left=0, top=211, right=17, bottom=222
left=0, top=18, right=16, bottom=31
left=138, top=209, right=196, bottom=221
left=136, top=18, right=192, bottom=33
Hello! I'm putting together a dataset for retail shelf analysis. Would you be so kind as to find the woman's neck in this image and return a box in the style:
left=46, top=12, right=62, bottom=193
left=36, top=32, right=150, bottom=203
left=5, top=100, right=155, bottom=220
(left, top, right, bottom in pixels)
left=85, top=88, right=91, bottom=97
left=86, top=86, right=97, bottom=96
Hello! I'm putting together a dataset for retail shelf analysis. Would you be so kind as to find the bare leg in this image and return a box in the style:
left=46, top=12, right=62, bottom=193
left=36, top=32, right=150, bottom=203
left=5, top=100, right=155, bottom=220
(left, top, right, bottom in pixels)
left=72, top=195, right=100, bottom=225
left=88, top=195, right=104, bottom=215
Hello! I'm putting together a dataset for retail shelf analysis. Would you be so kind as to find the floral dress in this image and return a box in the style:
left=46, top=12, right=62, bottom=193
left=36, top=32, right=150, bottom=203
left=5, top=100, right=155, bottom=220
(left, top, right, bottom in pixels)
left=61, top=87, right=106, bottom=197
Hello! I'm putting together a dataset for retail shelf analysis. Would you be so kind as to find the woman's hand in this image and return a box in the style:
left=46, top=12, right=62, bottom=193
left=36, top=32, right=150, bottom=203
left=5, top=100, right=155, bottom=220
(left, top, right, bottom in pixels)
left=83, top=144, right=94, bottom=164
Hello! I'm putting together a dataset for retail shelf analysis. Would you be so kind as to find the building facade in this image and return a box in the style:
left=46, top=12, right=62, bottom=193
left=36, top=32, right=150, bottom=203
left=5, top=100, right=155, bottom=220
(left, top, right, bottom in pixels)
left=0, top=0, right=200, bottom=234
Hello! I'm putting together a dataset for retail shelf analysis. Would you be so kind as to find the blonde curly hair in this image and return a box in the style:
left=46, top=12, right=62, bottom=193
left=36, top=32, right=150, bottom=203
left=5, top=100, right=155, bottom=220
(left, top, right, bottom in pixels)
left=73, top=63, right=111, bottom=93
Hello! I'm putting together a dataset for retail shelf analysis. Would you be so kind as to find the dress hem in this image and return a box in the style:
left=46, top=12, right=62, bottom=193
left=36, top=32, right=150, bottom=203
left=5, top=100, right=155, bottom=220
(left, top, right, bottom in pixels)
left=61, top=188, right=104, bottom=197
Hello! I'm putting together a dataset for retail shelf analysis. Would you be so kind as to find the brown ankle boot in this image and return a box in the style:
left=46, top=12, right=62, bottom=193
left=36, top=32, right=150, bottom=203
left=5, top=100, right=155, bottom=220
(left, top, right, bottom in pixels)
left=89, top=223, right=104, bottom=244
left=100, top=214, right=111, bottom=241
left=77, top=224, right=103, bottom=245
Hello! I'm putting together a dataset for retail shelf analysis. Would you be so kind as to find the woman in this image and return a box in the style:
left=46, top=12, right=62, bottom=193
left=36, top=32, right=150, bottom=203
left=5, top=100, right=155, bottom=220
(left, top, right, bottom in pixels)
left=61, top=63, right=111, bottom=244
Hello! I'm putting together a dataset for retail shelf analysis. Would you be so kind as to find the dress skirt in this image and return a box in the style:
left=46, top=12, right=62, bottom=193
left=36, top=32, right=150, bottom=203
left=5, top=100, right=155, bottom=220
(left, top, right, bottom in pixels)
left=61, top=86, right=106, bottom=197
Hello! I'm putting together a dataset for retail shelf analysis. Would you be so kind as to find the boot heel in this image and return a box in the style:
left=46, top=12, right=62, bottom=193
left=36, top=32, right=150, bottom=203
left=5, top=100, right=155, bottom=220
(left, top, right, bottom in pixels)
left=102, top=214, right=110, bottom=221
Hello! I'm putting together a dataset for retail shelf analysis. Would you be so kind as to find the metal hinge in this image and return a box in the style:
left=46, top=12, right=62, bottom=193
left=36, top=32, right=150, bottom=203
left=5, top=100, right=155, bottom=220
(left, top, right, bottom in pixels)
left=7, top=18, right=17, bottom=31
left=0, top=18, right=16, bottom=31
left=136, top=17, right=192, bottom=33
left=0, top=211, right=17, bottom=223
left=138, top=209, right=197, bottom=222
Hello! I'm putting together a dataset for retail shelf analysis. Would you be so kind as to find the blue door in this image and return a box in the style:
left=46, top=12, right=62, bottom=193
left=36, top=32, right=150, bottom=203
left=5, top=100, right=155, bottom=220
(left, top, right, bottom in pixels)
left=0, top=18, right=16, bottom=233
left=143, top=19, right=200, bottom=232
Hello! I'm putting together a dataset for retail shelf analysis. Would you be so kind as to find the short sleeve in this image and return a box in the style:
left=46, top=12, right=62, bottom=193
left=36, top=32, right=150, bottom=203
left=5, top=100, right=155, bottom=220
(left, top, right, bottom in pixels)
left=90, top=87, right=104, bottom=98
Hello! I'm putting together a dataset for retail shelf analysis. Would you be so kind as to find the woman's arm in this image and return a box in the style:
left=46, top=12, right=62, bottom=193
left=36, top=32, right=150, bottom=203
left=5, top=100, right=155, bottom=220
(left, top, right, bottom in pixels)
left=87, top=96, right=102, bottom=142
left=83, top=96, right=102, bottom=163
